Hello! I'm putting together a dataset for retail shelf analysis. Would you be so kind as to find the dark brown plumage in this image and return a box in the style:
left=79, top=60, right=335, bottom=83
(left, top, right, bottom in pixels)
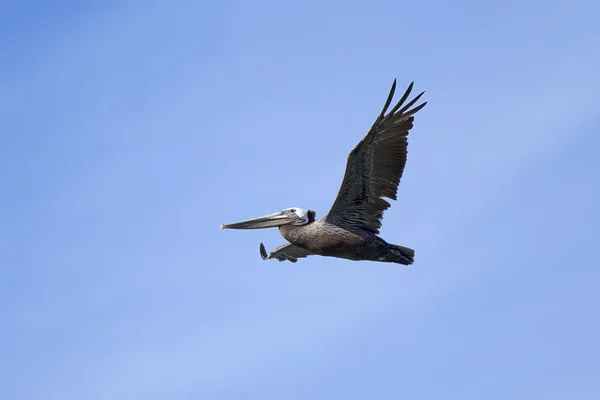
left=325, top=79, right=426, bottom=234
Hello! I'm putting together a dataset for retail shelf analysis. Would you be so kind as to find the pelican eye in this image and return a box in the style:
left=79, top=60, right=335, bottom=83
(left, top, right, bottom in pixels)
left=290, top=209, right=296, bottom=213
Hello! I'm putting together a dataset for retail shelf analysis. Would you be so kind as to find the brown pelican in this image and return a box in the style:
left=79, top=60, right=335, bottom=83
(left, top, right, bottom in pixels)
left=221, top=79, right=427, bottom=264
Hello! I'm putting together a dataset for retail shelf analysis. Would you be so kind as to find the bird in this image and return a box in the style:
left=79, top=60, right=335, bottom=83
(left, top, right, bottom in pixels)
left=220, top=79, right=427, bottom=264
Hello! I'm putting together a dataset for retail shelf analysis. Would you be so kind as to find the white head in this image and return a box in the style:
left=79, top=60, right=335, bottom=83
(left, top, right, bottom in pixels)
left=282, top=207, right=312, bottom=225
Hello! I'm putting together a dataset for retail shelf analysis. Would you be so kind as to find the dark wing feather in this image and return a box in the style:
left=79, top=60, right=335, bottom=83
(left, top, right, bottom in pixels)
left=325, top=80, right=427, bottom=234
left=259, top=243, right=313, bottom=263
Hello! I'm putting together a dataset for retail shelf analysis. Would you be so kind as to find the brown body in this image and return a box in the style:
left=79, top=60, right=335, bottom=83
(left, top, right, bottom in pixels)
left=280, top=220, right=363, bottom=259
left=279, top=218, right=413, bottom=263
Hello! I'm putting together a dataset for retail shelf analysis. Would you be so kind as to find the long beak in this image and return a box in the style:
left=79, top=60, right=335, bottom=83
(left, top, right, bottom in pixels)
left=220, top=211, right=300, bottom=230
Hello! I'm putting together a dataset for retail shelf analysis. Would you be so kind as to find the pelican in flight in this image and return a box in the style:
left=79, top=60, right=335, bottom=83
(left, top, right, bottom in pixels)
left=221, top=79, right=427, bottom=264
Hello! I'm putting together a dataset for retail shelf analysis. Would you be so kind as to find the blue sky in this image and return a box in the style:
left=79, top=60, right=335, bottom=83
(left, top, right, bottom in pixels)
left=1, top=1, right=599, bottom=399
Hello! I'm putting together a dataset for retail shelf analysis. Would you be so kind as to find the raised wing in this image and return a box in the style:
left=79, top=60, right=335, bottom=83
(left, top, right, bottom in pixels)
left=259, top=242, right=313, bottom=263
left=325, top=80, right=427, bottom=234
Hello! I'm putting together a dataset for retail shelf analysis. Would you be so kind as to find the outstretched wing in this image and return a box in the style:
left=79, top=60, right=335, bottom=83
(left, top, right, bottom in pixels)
left=259, top=243, right=313, bottom=263
left=325, top=80, right=427, bottom=234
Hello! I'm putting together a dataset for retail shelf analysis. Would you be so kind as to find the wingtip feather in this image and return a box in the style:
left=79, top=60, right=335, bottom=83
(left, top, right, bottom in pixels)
left=379, top=79, right=397, bottom=118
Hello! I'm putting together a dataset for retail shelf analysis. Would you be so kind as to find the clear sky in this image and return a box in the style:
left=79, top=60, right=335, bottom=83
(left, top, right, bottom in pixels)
left=2, top=1, right=599, bottom=399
